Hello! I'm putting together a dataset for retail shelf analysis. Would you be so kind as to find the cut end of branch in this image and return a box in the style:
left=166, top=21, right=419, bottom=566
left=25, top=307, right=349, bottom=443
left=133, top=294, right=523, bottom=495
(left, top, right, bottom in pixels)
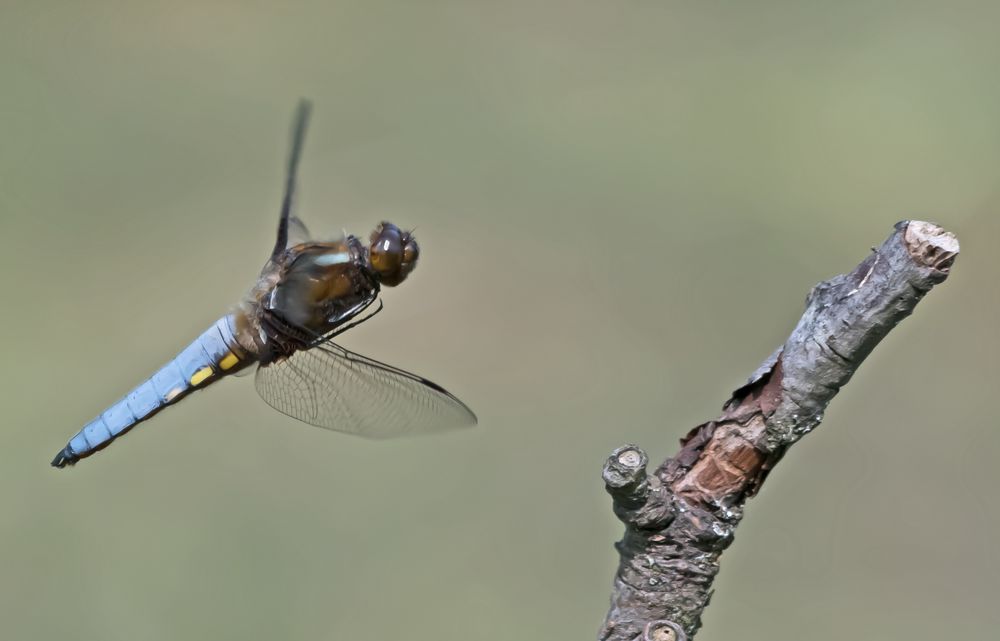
left=902, top=220, right=960, bottom=272
left=604, top=445, right=648, bottom=487
left=604, top=445, right=650, bottom=508
left=644, top=620, right=687, bottom=641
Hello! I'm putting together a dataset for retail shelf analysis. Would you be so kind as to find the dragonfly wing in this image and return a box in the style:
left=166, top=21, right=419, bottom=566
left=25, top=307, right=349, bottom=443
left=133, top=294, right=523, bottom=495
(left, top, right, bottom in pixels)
left=286, top=215, right=312, bottom=246
left=254, top=342, right=477, bottom=438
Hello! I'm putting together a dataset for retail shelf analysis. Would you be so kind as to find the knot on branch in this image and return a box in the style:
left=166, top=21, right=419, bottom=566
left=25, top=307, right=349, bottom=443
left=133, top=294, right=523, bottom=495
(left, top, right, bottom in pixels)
left=604, top=445, right=675, bottom=529
left=644, top=619, right=687, bottom=641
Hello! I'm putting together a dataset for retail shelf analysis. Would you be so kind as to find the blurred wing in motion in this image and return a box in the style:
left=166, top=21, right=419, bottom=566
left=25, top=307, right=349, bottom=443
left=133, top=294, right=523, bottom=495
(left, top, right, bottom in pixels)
left=286, top=215, right=312, bottom=246
left=255, top=341, right=477, bottom=438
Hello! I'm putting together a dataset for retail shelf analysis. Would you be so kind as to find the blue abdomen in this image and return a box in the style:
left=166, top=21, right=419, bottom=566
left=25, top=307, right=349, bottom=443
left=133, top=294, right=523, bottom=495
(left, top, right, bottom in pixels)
left=52, top=315, right=250, bottom=468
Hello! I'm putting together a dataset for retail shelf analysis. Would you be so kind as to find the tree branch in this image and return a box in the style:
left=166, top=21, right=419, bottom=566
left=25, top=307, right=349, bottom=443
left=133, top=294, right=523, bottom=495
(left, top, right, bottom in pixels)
left=599, top=220, right=959, bottom=641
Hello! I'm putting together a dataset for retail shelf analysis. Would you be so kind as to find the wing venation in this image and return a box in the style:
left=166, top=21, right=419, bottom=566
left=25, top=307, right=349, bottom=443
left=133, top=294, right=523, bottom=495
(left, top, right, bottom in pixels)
left=255, top=341, right=477, bottom=438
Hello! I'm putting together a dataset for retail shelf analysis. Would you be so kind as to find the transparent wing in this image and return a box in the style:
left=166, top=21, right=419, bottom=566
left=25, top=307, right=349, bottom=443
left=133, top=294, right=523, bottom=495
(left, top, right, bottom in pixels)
left=255, top=342, right=477, bottom=438
left=286, top=215, right=312, bottom=246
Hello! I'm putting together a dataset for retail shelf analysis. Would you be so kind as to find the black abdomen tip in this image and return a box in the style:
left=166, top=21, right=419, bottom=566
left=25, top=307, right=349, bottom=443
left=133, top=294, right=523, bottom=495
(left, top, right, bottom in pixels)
left=51, top=447, right=78, bottom=469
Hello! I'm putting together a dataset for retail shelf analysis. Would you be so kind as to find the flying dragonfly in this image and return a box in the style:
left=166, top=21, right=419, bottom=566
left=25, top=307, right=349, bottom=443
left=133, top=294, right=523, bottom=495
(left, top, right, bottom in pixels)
left=51, top=101, right=477, bottom=468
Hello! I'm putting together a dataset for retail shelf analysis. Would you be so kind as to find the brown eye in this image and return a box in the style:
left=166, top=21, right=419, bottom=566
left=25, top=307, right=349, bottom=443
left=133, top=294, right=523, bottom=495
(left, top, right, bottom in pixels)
left=369, top=225, right=402, bottom=275
left=402, top=239, right=419, bottom=266
left=368, top=222, right=418, bottom=286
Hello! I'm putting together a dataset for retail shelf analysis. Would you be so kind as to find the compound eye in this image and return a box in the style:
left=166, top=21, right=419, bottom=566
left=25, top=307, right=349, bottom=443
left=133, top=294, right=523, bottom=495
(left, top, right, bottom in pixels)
left=402, top=238, right=419, bottom=266
left=370, top=225, right=403, bottom=276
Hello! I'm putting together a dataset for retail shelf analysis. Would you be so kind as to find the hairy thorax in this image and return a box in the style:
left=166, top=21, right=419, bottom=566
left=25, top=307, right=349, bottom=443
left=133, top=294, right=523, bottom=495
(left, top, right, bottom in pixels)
left=234, top=236, right=378, bottom=361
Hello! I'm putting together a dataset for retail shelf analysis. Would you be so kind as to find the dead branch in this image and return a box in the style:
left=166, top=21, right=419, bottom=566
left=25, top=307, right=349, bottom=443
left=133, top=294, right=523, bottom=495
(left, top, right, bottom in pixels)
left=599, top=220, right=959, bottom=641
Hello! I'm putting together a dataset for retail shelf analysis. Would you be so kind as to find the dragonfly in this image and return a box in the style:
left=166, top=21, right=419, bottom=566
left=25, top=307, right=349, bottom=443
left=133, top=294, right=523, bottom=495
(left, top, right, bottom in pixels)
left=51, top=101, right=477, bottom=468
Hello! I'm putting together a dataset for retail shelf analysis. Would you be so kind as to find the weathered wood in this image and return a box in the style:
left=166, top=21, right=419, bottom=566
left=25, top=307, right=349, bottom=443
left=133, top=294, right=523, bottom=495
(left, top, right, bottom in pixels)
left=600, top=221, right=959, bottom=641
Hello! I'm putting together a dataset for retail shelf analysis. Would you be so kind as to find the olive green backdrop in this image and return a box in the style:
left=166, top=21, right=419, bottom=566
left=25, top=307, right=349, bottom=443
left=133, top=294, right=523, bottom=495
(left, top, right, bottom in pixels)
left=1, top=2, right=997, bottom=640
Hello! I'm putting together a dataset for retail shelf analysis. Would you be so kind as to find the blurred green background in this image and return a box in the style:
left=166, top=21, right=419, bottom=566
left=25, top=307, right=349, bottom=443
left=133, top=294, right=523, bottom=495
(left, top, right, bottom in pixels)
left=1, top=2, right=997, bottom=640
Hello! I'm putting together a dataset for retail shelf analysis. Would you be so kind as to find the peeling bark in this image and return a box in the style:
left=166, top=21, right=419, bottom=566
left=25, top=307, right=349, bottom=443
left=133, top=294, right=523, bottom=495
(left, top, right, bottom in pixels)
left=600, top=221, right=959, bottom=641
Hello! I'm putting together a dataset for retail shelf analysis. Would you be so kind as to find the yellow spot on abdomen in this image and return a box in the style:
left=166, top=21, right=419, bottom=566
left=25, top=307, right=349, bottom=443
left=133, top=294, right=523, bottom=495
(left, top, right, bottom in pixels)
left=219, top=352, right=240, bottom=371
left=190, top=366, right=214, bottom=386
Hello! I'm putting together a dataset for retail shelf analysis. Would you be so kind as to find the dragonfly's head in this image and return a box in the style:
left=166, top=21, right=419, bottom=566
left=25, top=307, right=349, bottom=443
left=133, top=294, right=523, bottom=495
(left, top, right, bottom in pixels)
left=368, top=222, right=419, bottom=287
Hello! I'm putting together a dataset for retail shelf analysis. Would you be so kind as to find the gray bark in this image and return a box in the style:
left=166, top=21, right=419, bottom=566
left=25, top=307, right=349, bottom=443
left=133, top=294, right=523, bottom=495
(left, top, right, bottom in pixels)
left=599, top=221, right=959, bottom=641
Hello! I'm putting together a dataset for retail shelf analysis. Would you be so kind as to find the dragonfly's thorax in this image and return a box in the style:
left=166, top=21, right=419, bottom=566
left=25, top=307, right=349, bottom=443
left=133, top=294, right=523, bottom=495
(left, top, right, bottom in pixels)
left=237, top=235, right=379, bottom=362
